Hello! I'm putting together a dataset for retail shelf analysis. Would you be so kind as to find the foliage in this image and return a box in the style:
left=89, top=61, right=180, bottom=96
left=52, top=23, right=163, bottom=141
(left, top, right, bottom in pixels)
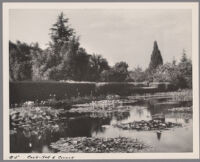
left=153, top=63, right=178, bottom=82
left=129, top=66, right=146, bottom=82
left=148, top=41, right=163, bottom=71
left=180, top=49, right=187, bottom=63
left=46, top=37, right=89, bottom=81
left=152, top=52, right=192, bottom=88
left=9, top=41, right=40, bottom=81
left=87, top=54, right=110, bottom=81
left=45, top=12, right=86, bottom=80
left=9, top=12, right=192, bottom=89
left=178, top=52, right=192, bottom=88
left=101, top=62, right=129, bottom=82
left=37, top=13, right=109, bottom=81
left=30, top=43, right=46, bottom=80
left=49, top=12, right=74, bottom=56
left=10, top=81, right=156, bottom=104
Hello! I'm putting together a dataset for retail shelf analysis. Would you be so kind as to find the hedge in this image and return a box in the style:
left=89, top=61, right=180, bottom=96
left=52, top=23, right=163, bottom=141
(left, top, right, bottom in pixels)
left=9, top=81, right=175, bottom=104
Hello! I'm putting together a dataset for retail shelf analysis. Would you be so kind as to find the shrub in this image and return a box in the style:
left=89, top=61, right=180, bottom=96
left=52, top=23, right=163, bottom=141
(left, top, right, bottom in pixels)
left=129, top=67, right=146, bottom=82
left=152, top=61, right=192, bottom=89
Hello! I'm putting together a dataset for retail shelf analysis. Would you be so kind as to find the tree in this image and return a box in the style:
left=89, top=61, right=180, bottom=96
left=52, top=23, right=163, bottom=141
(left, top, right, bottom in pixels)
left=40, top=13, right=91, bottom=81
left=149, top=41, right=163, bottom=71
left=178, top=51, right=192, bottom=88
left=153, top=63, right=178, bottom=82
left=88, top=54, right=110, bottom=81
left=180, top=49, right=187, bottom=63
left=9, top=41, right=33, bottom=81
left=129, top=66, right=146, bottom=82
left=74, top=48, right=90, bottom=81
left=9, top=42, right=20, bottom=81
left=152, top=51, right=192, bottom=89
left=100, top=69, right=115, bottom=82
left=101, top=61, right=129, bottom=82
left=58, top=37, right=80, bottom=80
left=43, top=12, right=76, bottom=75
left=60, top=37, right=90, bottom=81
left=50, top=12, right=74, bottom=58
left=113, top=61, right=129, bottom=81
left=152, top=62, right=189, bottom=89
left=30, top=43, right=45, bottom=80
left=9, top=13, right=90, bottom=81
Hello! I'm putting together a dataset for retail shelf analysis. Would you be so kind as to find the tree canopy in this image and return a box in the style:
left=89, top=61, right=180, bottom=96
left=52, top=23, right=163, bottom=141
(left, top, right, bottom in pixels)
left=9, top=13, right=192, bottom=88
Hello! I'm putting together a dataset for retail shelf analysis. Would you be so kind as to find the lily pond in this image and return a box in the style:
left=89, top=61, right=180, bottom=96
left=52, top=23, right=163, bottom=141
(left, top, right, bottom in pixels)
left=10, top=91, right=193, bottom=153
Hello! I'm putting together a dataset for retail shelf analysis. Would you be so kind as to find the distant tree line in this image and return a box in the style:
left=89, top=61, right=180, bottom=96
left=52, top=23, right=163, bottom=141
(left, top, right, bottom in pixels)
left=9, top=12, right=192, bottom=89
left=129, top=43, right=192, bottom=89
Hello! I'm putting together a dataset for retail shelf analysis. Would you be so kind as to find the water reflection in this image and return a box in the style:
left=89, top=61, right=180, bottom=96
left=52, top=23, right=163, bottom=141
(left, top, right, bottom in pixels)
left=156, top=131, right=162, bottom=140
left=10, top=97, right=193, bottom=153
left=66, top=116, right=111, bottom=137
left=92, top=99, right=192, bottom=152
left=10, top=116, right=111, bottom=153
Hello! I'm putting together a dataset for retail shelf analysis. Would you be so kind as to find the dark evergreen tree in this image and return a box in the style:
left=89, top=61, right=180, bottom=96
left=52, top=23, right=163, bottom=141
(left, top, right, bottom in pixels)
left=148, top=41, right=163, bottom=71
left=43, top=13, right=91, bottom=80
left=50, top=12, right=74, bottom=57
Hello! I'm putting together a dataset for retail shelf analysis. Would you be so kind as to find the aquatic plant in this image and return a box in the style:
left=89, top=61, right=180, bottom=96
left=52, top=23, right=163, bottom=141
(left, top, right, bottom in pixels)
left=50, top=137, right=149, bottom=153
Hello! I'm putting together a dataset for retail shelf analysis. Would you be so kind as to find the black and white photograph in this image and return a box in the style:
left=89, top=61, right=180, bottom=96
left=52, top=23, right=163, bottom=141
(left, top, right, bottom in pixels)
left=3, top=2, right=199, bottom=160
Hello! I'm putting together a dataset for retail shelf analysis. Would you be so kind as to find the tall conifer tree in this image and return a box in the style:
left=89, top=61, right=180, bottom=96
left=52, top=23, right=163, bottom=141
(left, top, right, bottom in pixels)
left=149, top=41, right=163, bottom=70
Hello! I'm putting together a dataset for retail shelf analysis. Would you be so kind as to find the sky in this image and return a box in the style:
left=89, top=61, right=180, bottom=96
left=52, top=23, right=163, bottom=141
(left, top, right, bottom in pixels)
left=9, top=9, right=192, bottom=69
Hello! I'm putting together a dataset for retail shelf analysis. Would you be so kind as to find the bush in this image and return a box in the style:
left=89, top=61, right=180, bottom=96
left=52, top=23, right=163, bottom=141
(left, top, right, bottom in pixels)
left=129, top=67, right=146, bottom=82
left=100, top=62, right=129, bottom=82
left=152, top=61, right=192, bottom=89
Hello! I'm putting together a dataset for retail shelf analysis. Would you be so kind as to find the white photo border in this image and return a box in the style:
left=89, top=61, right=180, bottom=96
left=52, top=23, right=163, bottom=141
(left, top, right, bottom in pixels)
left=3, top=2, right=200, bottom=160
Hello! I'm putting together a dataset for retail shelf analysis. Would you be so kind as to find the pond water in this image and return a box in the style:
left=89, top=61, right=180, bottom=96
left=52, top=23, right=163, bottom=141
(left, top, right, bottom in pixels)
left=10, top=97, right=193, bottom=153
left=94, top=106, right=193, bottom=152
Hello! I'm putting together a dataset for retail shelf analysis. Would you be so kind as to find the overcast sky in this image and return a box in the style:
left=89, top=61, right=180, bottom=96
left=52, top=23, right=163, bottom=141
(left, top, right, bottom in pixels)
left=9, top=9, right=192, bottom=69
